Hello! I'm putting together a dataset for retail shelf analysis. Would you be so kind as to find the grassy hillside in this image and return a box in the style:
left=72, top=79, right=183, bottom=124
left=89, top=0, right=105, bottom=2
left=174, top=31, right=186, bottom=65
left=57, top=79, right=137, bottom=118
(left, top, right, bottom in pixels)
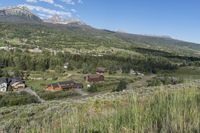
left=0, top=21, right=200, bottom=133
left=0, top=81, right=199, bottom=132
left=0, top=22, right=200, bottom=56
left=115, top=32, right=200, bottom=56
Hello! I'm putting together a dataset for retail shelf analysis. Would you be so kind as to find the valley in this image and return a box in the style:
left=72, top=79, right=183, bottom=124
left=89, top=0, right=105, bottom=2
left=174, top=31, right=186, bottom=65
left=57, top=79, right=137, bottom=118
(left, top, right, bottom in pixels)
left=0, top=6, right=200, bottom=133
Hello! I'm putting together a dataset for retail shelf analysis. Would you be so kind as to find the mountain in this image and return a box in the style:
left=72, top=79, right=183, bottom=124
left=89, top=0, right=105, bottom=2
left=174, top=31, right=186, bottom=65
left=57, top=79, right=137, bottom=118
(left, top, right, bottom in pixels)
left=0, top=6, right=42, bottom=23
left=44, top=14, right=85, bottom=25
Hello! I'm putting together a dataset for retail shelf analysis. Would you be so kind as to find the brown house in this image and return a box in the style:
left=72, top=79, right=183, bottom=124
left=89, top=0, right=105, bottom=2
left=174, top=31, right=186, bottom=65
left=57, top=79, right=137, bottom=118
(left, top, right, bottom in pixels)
left=9, top=78, right=26, bottom=91
left=96, top=67, right=106, bottom=75
left=46, top=80, right=83, bottom=91
left=84, top=74, right=104, bottom=83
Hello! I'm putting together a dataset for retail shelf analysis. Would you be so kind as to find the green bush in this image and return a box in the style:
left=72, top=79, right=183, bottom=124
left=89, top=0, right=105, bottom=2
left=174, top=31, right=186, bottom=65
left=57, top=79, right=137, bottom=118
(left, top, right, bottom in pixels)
left=113, top=80, right=127, bottom=92
left=38, top=90, right=79, bottom=100
left=87, top=84, right=98, bottom=93
left=0, top=92, right=39, bottom=107
left=147, top=78, right=162, bottom=87
left=147, top=76, right=183, bottom=87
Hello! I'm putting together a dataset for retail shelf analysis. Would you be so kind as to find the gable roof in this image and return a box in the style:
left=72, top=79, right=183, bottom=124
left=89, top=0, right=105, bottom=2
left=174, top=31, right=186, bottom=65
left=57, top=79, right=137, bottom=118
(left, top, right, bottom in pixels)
left=48, top=80, right=76, bottom=87
left=87, top=74, right=104, bottom=79
left=9, top=77, right=24, bottom=85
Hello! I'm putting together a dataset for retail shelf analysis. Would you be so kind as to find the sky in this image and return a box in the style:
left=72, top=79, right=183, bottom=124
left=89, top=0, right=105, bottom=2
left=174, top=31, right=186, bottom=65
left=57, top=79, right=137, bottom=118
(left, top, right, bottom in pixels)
left=0, top=0, right=200, bottom=43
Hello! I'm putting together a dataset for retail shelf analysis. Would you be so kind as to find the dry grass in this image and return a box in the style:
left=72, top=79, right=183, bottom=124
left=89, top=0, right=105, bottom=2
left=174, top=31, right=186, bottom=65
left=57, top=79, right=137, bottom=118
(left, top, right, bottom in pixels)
left=0, top=81, right=200, bottom=133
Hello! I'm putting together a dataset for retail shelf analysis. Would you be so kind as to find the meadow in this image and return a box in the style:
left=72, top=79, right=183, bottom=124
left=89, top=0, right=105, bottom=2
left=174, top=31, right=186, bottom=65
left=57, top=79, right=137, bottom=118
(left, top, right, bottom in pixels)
left=1, top=80, right=199, bottom=133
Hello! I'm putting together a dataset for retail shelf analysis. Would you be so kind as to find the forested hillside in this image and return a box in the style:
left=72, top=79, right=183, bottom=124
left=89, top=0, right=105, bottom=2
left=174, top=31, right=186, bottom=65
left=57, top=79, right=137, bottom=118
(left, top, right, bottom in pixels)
left=0, top=22, right=200, bottom=56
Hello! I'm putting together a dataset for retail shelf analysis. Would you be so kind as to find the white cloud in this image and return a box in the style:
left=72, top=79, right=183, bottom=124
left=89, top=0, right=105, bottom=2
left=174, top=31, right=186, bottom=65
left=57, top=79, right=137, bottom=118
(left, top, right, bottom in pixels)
left=19, top=4, right=72, bottom=18
left=27, top=0, right=83, bottom=5
left=37, top=13, right=52, bottom=19
left=41, top=0, right=54, bottom=4
left=26, top=0, right=54, bottom=4
left=54, top=3, right=64, bottom=9
left=26, top=0, right=37, bottom=3
left=22, top=0, right=83, bottom=19
left=61, top=0, right=83, bottom=5
left=71, top=9, right=76, bottom=13
left=61, top=0, right=75, bottom=5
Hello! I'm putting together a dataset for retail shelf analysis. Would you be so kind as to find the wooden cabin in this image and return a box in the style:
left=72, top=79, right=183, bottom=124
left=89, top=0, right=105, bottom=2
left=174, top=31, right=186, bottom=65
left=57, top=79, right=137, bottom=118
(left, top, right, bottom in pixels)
left=9, top=78, right=26, bottom=91
left=46, top=80, right=83, bottom=91
left=0, top=77, right=26, bottom=92
left=84, top=74, right=104, bottom=83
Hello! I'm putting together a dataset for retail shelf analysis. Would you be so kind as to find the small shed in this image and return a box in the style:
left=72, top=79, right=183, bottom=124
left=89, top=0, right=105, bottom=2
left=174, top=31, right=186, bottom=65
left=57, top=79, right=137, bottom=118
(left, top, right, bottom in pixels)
left=84, top=74, right=104, bottom=83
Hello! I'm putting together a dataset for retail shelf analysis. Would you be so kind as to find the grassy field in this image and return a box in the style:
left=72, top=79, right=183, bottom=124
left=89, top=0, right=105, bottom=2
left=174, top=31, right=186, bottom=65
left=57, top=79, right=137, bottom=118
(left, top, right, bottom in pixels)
left=0, top=80, right=199, bottom=132
left=26, top=71, right=138, bottom=92
left=166, top=66, right=200, bottom=81
left=26, top=87, right=200, bottom=133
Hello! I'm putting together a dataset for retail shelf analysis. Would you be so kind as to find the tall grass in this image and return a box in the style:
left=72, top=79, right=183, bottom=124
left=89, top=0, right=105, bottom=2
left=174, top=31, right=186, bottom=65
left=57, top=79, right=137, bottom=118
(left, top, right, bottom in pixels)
left=23, top=88, right=200, bottom=133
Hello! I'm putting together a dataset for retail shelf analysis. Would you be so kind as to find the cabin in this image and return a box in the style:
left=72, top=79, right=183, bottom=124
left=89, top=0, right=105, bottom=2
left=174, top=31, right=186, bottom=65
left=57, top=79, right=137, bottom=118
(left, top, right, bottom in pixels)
left=0, top=78, right=8, bottom=92
left=9, top=78, right=26, bottom=91
left=84, top=74, right=104, bottom=83
left=96, top=67, right=106, bottom=75
left=47, top=83, right=63, bottom=91
left=46, top=80, right=83, bottom=91
left=0, top=77, right=26, bottom=92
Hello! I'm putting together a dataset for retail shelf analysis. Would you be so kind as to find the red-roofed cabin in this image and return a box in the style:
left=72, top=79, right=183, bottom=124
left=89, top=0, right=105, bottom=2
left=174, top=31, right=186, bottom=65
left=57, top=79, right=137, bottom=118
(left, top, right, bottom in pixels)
left=46, top=81, right=83, bottom=91
left=47, top=83, right=63, bottom=91
left=84, top=74, right=104, bottom=83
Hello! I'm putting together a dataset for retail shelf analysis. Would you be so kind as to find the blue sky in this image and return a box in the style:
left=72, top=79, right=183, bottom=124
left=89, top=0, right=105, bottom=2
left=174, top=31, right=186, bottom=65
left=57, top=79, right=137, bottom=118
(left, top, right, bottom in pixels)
left=0, top=0, right=200, bottom=43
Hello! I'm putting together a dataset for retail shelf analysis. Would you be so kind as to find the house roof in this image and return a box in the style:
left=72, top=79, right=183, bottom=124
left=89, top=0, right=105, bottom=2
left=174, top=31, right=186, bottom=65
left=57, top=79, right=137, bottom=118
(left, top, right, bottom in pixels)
left=59, top=80, right=75, bottom=85
left=48, top=80, right=76, bottom=87
left=87, top=74, right=104, bottom=79
left=9, top=77, right=24, bottom=85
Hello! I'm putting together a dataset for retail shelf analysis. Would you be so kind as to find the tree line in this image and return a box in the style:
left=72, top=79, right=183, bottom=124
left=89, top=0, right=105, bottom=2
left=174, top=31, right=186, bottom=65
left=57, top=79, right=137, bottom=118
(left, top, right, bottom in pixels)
left=0, top=49, right=178, bottom=77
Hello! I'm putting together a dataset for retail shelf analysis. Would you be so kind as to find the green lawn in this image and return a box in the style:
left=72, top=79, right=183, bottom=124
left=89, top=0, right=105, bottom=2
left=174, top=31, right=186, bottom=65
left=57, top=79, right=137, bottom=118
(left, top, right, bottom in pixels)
left=26, top=71, right=138, bottom=97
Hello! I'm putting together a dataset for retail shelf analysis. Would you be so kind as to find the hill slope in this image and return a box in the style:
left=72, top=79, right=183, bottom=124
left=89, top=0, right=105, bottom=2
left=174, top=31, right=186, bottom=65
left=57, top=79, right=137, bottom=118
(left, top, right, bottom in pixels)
left=0, top=6, right=199, bottom=56
left=0, top=81, right=199, bottom=132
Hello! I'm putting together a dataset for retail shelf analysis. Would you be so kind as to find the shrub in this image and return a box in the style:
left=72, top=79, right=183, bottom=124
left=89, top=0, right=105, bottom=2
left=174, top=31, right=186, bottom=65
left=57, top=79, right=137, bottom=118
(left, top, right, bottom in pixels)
left=87, top=84, right=98, bottom=93
left=38, top=90, right=79, bottom=100
left=147, top=78, right=162, bottom=87
left=147, top=76, right=184, bottom=87
left=0, top=92, right=39, bottom=107
left=114, top=80, right=127, bottom=92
